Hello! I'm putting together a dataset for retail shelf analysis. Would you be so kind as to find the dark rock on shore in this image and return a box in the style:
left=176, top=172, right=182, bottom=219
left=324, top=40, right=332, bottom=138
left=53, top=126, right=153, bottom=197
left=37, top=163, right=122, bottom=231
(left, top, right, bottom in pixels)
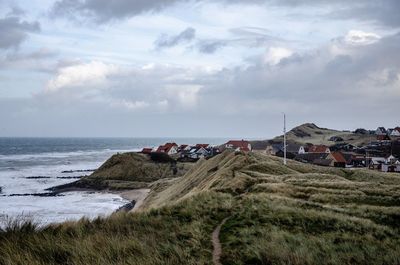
left=25, top=176, right=52, bottom=179
left=8, top=192, right=64, bottom=197
left=61, top=169, right=95, bottom=174
left=56, top=176, right=85, bottom=179
left=116, top=201, right=136, bottom=212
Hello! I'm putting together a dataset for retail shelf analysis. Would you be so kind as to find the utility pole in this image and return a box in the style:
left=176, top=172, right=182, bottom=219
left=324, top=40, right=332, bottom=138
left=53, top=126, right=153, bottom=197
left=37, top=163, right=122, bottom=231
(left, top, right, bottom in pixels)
left=283, top=113, right=287, bottom=165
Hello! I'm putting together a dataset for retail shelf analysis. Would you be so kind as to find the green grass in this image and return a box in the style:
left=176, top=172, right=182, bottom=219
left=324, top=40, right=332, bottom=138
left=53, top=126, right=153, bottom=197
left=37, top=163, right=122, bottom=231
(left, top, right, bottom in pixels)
left=1, top=151, right=400, bottom=264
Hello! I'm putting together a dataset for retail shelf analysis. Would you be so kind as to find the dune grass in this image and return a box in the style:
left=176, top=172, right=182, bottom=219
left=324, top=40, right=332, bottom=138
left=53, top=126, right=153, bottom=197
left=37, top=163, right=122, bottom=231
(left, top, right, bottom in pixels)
left=1, top=151, right=400, bottom=264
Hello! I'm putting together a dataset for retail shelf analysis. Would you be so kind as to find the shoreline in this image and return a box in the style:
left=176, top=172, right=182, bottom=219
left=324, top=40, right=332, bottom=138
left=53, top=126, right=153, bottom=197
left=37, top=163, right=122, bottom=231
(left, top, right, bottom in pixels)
left=116, top=189, right=151, bottom=212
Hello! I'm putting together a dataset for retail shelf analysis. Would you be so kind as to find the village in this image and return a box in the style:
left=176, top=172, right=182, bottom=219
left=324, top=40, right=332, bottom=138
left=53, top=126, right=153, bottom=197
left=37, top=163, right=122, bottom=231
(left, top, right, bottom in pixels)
left=141, top=126, right=400, bottom=173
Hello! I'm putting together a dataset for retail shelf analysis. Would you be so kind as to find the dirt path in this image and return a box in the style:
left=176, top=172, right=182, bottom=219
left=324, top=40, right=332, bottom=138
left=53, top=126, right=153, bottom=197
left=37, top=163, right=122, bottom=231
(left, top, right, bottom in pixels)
left=212, top=217, right=229, bottom=265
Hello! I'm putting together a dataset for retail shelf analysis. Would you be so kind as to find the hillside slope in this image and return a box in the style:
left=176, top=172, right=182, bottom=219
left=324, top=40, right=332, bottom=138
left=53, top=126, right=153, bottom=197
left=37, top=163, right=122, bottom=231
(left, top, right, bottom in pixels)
left=52, top=152, right=193, bottom=191
left=2, top=151, right=400, bottom=264
left=252, top=123, right=375, bottom=149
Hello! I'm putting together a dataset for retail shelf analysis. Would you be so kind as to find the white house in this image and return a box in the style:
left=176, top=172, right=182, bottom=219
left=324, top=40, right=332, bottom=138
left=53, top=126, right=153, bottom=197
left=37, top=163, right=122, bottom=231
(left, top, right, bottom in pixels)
left=298, top=146, right=306, bottom=154
left=389, top=128, right=400, bottom=137
left=375, top=127, right=387, bottom=135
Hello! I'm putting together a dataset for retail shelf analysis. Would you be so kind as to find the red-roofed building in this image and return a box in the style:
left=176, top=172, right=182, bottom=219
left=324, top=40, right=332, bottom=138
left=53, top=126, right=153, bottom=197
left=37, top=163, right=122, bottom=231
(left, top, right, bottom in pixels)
left=390, top=127, right=400, bottom=137
left=308, top=145, right=330, bottom=154
left=156, top=142, right=178, bottom=155
left=225, top=140, right=252, bottom=152
left=195, top=144, right=209, bottom=149
left=377, top=134, right=390, bottom=141
left=178, top=144, right=190, bottom=152
left=141, top=148, right=153, bottom=154
left=327, top=151, right=347, bottom=168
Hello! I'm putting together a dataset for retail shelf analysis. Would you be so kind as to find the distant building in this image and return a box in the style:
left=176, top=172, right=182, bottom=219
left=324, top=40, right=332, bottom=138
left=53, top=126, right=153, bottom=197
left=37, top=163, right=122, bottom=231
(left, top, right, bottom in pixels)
left=156, top=142, right=178, bottom=155
left=326, top=152, right=347, bottom=168
left=266, top=143, right=306, bottom=159
left=141, top=148, right=153, bottom=154
left=375, top=127, right=387, bottom=136
left=225, top=140, right=252, bottom=152
left=308, top=145, right=331, bottom=154
left=389, top=128, right=400, bottom=137
left=377, top=135, right=391, bottom=141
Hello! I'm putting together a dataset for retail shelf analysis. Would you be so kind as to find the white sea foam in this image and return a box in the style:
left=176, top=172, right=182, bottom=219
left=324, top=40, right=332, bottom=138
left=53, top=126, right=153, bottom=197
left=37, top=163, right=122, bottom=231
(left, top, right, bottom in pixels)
left=0, top=149, right=132, bottom=227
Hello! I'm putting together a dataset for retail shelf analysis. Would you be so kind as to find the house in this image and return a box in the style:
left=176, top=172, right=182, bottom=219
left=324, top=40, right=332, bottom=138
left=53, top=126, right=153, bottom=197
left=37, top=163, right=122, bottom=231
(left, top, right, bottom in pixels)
left=382, top=163, right=397, bottom=173
left=225, top=140, right=252, bottom=152
left=266, top=143, right=305, bottom=158
left=377, top=134, right=391, bottom=141
left=375, top=127, right=387, bottom=136
left=141, top=148, right=153, bottom=154
left=181, top=146, right=209, bottom=160
left=178, top=144, right=190, bottom=152
left=195, top=144, right=210, bottom=149
left=326, top=152, right=347, bottom=168
left=308, top=145, right=331, bottom=153
left=369, top=157, right=386, bottom=170
left=389, top=127, right=400, bottom=137
left=386, top=155, right=398, bottom=164
left=156, top=142, right=178, bottom=155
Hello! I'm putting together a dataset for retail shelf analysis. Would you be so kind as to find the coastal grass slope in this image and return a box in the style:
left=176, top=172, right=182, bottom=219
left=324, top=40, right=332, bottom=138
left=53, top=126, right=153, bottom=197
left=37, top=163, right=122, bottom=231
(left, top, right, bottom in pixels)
left=251, top=123, right=376, bottom=149
left=1, top=151, right=400, bottom=264
left=51, top=152, right=193, bottom=191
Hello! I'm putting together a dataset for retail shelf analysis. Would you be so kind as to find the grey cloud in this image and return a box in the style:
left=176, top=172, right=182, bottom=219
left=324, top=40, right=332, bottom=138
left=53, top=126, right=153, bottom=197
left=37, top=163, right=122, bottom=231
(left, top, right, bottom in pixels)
left=51, top=0, right=183, bottom=23
left=154, top=27, right=196, bottom=49
left=0, top=16, right=40, bottom=50
left=51, top=0, right=400, bottom=27
left=196, top=40, right=227, bottom=54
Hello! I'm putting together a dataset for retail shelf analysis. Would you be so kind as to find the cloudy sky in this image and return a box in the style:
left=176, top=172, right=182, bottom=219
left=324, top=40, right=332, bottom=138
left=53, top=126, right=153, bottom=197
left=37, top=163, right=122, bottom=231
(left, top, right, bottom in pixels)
left=0, top=0, right=399, bottom=138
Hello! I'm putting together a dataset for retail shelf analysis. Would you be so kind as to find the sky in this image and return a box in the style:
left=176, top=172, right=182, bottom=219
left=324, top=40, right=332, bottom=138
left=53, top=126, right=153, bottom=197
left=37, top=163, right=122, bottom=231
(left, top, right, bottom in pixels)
left=0, top=0, right=399, bottom=138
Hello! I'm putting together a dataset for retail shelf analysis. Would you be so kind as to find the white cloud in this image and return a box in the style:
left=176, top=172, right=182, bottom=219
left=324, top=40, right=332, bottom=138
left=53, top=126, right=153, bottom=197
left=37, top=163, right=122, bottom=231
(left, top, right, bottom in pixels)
left=264, top=47, right=293, bottom=65
left=45, top=61, right=119, bottom=92
left=344, top=30, right=381, bottom=46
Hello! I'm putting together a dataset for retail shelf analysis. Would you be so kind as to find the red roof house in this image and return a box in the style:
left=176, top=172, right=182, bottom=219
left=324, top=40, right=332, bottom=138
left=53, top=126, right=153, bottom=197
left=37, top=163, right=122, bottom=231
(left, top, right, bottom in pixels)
left=141, top=148, right=153, bottom=154
left=225, top=140, right=252, bottom=152
left=195, top=144, right=209, bottom=149
left=308, top=145, right=330, bottom=153
left=156, top=142, right=178, bottom=155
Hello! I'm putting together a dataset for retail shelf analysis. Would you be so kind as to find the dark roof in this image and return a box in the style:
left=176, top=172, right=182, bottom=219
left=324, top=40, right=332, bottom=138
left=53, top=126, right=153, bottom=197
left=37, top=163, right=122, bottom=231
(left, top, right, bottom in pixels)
left=273, top=143, right=302, bottom=153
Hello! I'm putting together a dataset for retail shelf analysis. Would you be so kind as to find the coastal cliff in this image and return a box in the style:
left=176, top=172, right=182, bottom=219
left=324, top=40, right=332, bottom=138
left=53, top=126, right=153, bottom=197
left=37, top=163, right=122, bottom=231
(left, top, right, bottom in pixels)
left=50, top=152, right=193, bottom=192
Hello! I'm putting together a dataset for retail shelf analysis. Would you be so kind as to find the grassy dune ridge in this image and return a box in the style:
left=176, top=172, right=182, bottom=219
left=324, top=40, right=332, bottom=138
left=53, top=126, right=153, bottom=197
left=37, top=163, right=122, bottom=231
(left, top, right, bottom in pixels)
left=1, top=151, right=400, bottom=264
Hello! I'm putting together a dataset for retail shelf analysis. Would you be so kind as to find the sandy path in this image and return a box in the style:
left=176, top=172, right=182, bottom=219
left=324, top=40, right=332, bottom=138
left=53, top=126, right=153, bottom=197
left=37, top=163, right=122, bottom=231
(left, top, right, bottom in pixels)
left=118, top=189, right=150, bottom=212
left=212, top=217, right=229, bottom=265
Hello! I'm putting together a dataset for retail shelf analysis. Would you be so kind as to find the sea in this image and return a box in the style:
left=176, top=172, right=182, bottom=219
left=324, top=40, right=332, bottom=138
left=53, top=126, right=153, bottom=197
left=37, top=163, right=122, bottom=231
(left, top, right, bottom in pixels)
left=0, top=137, right=226, bottom=227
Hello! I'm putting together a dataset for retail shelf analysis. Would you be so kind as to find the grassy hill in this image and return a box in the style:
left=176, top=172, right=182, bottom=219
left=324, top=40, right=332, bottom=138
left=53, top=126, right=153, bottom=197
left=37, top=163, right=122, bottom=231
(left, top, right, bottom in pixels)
left=2, top=151, right=400, bottom=264
left=51, top=152, right=193, bottom=191
left=251, top=123, right=376, bottom=150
